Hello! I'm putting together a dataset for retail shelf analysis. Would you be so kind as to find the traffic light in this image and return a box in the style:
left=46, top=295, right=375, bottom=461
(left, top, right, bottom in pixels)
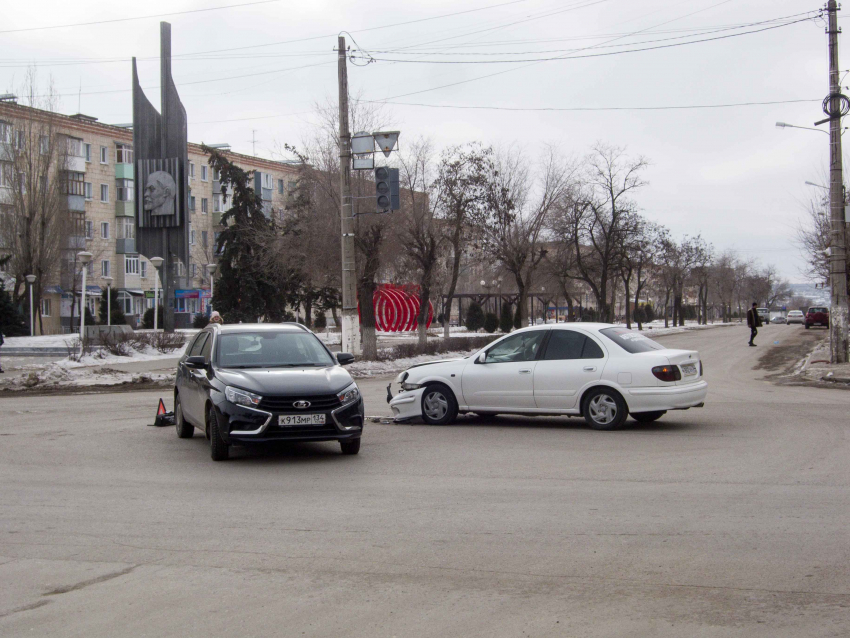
left=374, top=166, right=400, bottom=213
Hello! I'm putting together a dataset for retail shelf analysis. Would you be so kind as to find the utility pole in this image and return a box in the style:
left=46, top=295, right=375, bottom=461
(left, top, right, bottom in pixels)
left=338, top=36, right=361, bottom=355
left=826, top=0, right=849, bottom=363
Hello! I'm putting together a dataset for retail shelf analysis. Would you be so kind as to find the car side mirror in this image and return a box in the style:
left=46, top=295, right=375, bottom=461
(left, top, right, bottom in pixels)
left=337, top=353, right=355, bottom=366
left=475, top=351, right=487, bottom=364
left=185, top=355, right=206, bottom=368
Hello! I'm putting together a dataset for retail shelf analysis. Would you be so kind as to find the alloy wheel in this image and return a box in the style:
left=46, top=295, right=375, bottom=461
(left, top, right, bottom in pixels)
left=423, top=391, right=448, bottom=421
left=588, top=394, right=618, bottom=425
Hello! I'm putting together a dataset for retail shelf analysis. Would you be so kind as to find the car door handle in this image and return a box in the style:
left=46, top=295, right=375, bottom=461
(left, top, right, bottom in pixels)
left=583, top=366, right=597, bottom=372
left=519, top=369, right=532, bottom=374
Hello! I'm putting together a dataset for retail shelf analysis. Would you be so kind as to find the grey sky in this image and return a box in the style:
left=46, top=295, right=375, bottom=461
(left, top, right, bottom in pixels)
left=0, top=0, right=837, bottom=282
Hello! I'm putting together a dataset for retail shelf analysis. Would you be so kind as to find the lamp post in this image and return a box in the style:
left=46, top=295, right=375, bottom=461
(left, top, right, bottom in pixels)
left=25, top=274, right=36, bottom=336
left=497, top=276, right=503, bottom=318
left=206, top=263, right=217, bottom=313
left=150, top=257, right=164, bottom=331
left=540, top=286, right=545, bottom=324
left=77, top=252, right=92, bottom=355
left=102, top=276, right=113, bottom=327
left=480, top=279, right=492, bottom=315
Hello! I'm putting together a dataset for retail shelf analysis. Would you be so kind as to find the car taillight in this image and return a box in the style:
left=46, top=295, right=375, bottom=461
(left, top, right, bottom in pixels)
left=652, top=365, right=681, bottom=382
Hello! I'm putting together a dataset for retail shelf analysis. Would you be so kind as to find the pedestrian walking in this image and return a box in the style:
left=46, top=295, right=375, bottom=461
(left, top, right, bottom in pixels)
left=746, top=302, right=762, bottom=347
left=209, top=311, right=224, bottom=325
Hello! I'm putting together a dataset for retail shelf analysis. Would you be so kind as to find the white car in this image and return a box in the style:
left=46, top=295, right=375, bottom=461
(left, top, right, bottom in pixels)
left=388, top=324, right=708, bottom=430
left=786, top=310, right=804, bottom=324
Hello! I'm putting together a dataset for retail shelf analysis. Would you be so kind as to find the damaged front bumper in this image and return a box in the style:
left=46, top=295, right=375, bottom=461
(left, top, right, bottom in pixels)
left=387, top=383, right=426, bottom=422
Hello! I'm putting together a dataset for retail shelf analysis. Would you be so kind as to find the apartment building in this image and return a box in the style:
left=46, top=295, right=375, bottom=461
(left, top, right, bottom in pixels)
left=0, top=99, right=299, bottom=333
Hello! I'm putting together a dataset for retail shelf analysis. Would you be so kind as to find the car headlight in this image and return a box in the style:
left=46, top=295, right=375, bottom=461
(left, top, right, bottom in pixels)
left=401, top=381, right=423, bottom=391
left=337, top=383, right=361, bottom=405
left=224, top=386, right=262, bottom=407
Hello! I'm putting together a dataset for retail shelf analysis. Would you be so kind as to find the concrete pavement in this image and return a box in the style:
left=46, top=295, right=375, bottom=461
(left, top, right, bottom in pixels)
left=0, top=324, right=848, bottom=636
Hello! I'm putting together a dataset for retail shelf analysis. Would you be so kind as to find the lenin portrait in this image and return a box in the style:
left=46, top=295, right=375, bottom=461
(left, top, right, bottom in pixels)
left=143, top=170, right=177, bottom=217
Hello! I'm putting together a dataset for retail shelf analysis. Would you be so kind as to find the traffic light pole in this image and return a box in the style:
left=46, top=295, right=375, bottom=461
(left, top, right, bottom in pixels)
left=826, top=1, right=848, bottom=363
left=338, top=36, right=362, bottom=355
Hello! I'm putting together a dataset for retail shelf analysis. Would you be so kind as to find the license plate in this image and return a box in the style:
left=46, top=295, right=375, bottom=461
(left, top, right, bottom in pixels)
left=278, top=414, right=326, bottom=426
left=681, top=363, right=697, bottom=376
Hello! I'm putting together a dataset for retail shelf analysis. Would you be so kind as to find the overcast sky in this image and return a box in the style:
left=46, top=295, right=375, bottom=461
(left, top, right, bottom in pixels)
left=0, top=0, right=840, bottom=282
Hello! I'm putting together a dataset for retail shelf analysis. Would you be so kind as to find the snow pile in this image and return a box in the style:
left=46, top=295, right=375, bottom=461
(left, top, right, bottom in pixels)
left=0, top=365, right=174, bottom=392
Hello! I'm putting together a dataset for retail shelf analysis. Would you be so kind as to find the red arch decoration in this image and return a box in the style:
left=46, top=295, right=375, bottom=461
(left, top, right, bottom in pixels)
left=360, top=284, right=433, bottom=332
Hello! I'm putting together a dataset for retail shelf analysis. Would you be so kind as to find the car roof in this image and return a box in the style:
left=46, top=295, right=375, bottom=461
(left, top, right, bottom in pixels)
left=512, top=322, right=617, bottom=334
left=212, top=322, right=311, bottom=334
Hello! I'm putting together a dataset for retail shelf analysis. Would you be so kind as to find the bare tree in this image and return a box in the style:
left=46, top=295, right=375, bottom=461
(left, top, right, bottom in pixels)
left=795, top=193, right=830, bottom=284
left=619, top=219, right=664, bottom=329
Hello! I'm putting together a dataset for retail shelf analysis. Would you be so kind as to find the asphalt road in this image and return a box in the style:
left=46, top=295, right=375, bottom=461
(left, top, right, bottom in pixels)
left=1, top=324, right=848, bottom=637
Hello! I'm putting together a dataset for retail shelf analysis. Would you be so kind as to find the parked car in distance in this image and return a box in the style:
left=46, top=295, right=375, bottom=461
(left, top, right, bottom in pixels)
left=388, top=324, right=707, bottom=431
left=771, top=315, right=786, bottom=324
left=786, top=310, right=805, bottom=324
left=757, top=308, right=770, bottom=325
left=173, top=323, right=364, bottom=461
left=805, top=307, right=830, bottom=329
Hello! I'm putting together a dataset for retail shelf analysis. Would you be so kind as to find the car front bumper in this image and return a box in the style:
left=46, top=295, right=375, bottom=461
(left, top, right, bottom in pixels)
left=388, top=387, right=426, bottom=422
left=626, top=380, right=708, bottom=412
left=215, top=398, right=364, bottom=444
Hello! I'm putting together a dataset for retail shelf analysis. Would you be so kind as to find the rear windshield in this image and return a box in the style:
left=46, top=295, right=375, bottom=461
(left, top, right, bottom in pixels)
left=808, top=308, right=828, bottom=313
left=216, top=331, right=335, bottom=368
left=599, top=328, right=665, bottom=354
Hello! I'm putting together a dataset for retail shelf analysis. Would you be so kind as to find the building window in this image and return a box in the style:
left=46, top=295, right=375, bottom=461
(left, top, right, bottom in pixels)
left=201, top=198, right=208, bottom=214
left=140, top=261, right=147, bottom=279
left=213, top=169, right=221, bottom=181
left=189, top=195, right=196, bottom=212
left=189, top=161, right=195, bottom=179
left=176, top=261, right=185, bottom=277
left=125, top=256, right=140, bottom=276
left=100, top=146, right=108, bottom=164
left=278, top=178, right=284, bottom=194
left=40, top=298, right=51, bottom=317
left=213, top=195, right=221, bottom=213
left=191, top=263, right=197, bottom=278
left=189, top=223, right=195, bottom=245
left=14, top=130, right=25, bottom=150
left=85, top=262, right=94, bottom=277
left=201, top=165, right=208, bottom=181
left=100, top=222, right=110, bottom=239
left=39, top=135, right=49, bottom=154
left=260, top=173, right=272, bottom=189
left=201, top=230, right=208, bottom=248
left=0, top=121, right=10, bottom=144
left=84, top=143, right=91, bottom=162
left=0, top=162, right=8, bottom=188
left=116, top=144, right=133, bottom=164
left=85, top=220, right=93, bottom=239
left=101, top=260, right=110, bottom=277
left=118, top=217, right=135, bottom=239
left=116, top=179, right=134, bottom=202
left=100, top=184, right=109, bottom=202
left=84, top=182, right=93, bottom=200
left=64, top=171, right=84, bottom=196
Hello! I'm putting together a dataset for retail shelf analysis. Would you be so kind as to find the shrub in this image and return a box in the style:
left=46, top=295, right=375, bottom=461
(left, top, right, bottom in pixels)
left=499, top=302, right=513, bottom=333
left=313, top=311, right=327, bottom=330
left=142, top=305, right=164, bottom=329
left=148, top=331, right=186, bottom=353
left=192, top=313, right=210, bottom=329
left=98, top=287, right=127, bottom=326
left=0, top=287, right=27, bottom=336
left=483, top=312, right=498, bottom=334
left=100, top=331, right=135, bottom=356
left=465, top=302, right=485, bottom=332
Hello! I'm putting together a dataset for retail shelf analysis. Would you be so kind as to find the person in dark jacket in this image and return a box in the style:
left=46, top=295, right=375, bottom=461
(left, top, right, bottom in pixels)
left=746, top=302, right=762, bottom=346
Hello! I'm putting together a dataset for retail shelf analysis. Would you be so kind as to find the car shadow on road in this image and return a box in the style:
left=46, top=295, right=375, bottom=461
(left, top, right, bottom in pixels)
left=185, top=437, right=353, bottom=464
left=438, top=414, right=700, bottom=434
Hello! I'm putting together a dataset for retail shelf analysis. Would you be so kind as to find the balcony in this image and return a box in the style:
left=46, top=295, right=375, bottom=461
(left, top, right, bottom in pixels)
left=115, top=163, right=134, bottom=180
left=115, top=238, right=136, bottom=254
left=262, top=187, right=273, bottom=201
left=66, top=155, right=86, bottom=173
left=0, top=187, right=12, bottom=205
left=213, top=180, right=221, bottom=195
left=212, top=212, right=223, bottom=226
left=67, top=195, right=86, bottom=212
left=115, top=201, right=134, bottom=217
left=68, top=235, right=86, bottom=249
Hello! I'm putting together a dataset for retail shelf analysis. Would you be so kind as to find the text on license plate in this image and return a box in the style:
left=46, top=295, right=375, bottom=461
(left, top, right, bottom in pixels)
left=681, top=363, right=697, bottom=375
left=279, top=414, right=326, bottom=426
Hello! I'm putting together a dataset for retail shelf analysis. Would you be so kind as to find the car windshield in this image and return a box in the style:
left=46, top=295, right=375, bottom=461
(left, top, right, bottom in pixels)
left=216, top=331, right=335, bottom=368
left=600, top=327, right=666, bottom=354
left=809, top=308, right=828, bottom=313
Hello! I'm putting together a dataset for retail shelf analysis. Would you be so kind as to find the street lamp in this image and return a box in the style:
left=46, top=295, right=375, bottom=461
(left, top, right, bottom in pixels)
left=150, top=257, right=164, bottom=331
left=480, top=279, right=492, bottom=315
left=540, top=286, right=546, bottom=325
left=206, top=263, right=217, bottom=313
left=77, top=252, right=92, bottom=354
left=25, top=274, right=36, bottom=336
left=497, top=276, right=503, bottom=319
left=102, top=276, right=113, bottom=327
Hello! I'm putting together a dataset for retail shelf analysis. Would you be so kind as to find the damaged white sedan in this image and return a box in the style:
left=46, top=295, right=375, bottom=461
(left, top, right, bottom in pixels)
left=387, top=324, right=708, bottom=430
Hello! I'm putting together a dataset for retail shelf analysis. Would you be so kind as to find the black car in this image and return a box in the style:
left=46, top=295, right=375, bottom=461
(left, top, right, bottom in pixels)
left=173, top=323, right=364, bottom=461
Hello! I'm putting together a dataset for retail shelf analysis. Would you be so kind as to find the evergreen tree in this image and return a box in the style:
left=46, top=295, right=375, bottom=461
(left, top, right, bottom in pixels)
left=204, top=146, right=300, bottom=323
left=465, top=302, right=485, bottom=331
left=499, top=302, right=514, bottom=333
left=0, top=287, right=27, bottom=336
left=98, top=287, right=127, bottom=325
left=142, top=306, right=164, bottom=330
left=483, top=312, right=499, bottom=334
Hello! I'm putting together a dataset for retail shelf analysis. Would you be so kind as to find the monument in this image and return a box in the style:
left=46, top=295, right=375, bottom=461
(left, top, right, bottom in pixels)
left=132, top=22, right=190, bottom=332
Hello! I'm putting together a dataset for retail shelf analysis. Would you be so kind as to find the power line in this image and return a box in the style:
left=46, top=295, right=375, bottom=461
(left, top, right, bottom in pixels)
left=364, top=98, right=820, bottom=112
left=0, top=0, right=282, bottom=35
left=354, top=17, right=812, bottom=64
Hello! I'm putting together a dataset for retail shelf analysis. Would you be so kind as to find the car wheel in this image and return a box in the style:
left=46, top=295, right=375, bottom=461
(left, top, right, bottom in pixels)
left=583, top=388, right=627, bottom=431
left=208, top=404, right=229, bottom=461
left=175, top=395, right=194, bottom=439
left=632, top=410, right=666, bottom=423
left=340, top=438, right=361, bottom=455
left=421, top=383, right=459, bottom=425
